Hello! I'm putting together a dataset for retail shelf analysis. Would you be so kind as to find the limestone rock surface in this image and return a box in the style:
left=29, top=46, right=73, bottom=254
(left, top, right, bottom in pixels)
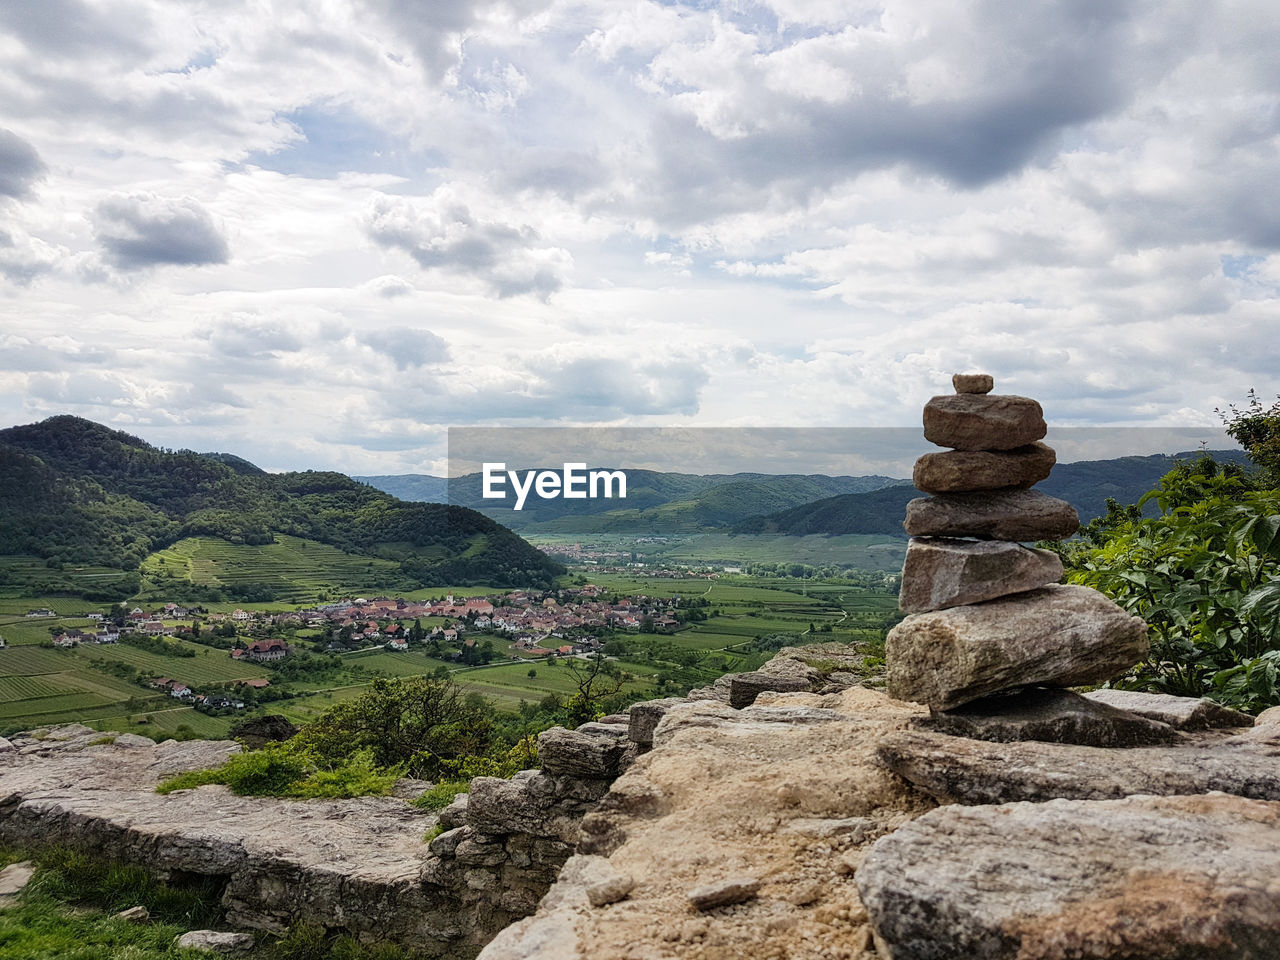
left=922, top=394, right=1046, bottom=451
left=856, top=793, right=1280, bottom=960
left=904, top=489, right=1080, bottom=540
left=913, top=687, right=1181, bottom=746
left=876, top=726, right=1280, bottom=803
left=175, top=930, right=255, bottom=954
left=536, top=726, right=628, bottom=780
left=886, top=584, right=1148, bottom=710
left=912, top=442, right=1056, bottom=493
left=478, top=688, right=934, bottom=960
left=1082, top=689, right=1254, bottom=730
left=898, top=538, right=1063, bottom=613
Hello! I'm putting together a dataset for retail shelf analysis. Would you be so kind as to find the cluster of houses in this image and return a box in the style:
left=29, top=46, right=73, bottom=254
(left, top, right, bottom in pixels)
left=148, top=676, right=268, bottom=710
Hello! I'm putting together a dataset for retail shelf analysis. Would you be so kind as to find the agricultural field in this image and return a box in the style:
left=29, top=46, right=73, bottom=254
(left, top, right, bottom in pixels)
left=0, top=562, right=899, bottom=738
left=139, top=536, right=419, bottom=603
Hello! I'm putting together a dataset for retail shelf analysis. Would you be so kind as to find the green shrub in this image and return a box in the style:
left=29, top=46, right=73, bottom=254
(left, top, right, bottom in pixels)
left=1066, top=458, right=1280, bottom=710
left=157, top=743, right=397, bottom=800
left=411, top=782, right=469, bottom=811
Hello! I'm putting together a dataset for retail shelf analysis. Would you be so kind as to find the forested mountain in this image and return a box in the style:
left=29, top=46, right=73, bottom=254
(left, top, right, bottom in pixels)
left=733, top=451, right=1255, bottom=537
left=361, top=469, right=901, bottom=532
left=0, top=416, right=563, bottom=589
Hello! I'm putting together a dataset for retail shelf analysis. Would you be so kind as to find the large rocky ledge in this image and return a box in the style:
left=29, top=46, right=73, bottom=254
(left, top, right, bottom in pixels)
left=0, top=723, right=622, bottom=957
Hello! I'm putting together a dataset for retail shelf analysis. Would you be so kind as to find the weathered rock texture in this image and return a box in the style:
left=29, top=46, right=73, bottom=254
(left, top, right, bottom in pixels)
left=904, top=489, right=1080, bottom=541
left=886, top=584, right=1148, bottom=710
left=0, top=722, right=634, bottom=957
left=856, top=793, right=1280, bottom=960
left=952, top=373, right=993, bottom=394
left=912, top=442, right=1056, bottom=493
left=913, top=687, right=1181, bottom=747
left=876, top=726, right=1280, bottom=804
left=1082, top=689, right=1255, bottom=730
left=898, top=538, right=1062, bottom=613
left=922, top=394, right=1046, bottom=451
left=480, top=688, right=935, bottom=960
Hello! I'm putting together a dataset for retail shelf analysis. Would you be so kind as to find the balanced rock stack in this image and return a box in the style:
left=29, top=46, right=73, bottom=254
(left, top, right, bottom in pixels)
left=887, top=374, right=1149, bottom=712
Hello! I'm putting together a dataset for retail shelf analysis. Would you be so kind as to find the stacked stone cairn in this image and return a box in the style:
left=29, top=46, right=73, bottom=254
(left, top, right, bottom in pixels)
left=886, top=374, right=1153, bottom=735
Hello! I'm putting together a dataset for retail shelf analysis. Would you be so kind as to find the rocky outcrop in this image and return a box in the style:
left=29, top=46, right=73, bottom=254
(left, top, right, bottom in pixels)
left=856, top=793, right=1280, bottom=960
left=480, top=687, right=934, bottom=960
left=885, top=584, right=1148, bottom=710
left=0, top=722, right=635, bottom=957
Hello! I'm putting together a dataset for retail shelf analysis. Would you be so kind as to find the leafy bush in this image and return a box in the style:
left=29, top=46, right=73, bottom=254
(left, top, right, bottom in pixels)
left=411, top=782, right=470, bottom=811
left=157, top=743, right=399, bottom=799
left=1065, top=457, right=1280, bottom=710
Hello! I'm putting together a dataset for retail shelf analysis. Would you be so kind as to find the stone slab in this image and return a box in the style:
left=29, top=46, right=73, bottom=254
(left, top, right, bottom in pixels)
left=898, top=538, right=1063, bottom=613
left=856, top=793, right=1280, bottom=960
left=912, top=442, right=1056, bottom=493
left=886, top=584, right=1148, bottom=710
left=922, top=394, right=1046, bottom=451
left=914, top=686, right=1182, bottom=746
left=1082, top=689, right=1254, bottom=730
left=904, top=489, right=1080, bottom=541
left=876, top=726, right=1280, bottom=803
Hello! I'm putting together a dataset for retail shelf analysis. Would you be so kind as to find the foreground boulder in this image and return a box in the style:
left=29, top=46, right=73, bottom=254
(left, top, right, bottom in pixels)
left=898, top=538, right=1063, bottom=613
left=856, top=793, right=1280, bottom=960
left=876, top=726, right=1280, bottom=803
left=886, top=584, right=1148, bottom=710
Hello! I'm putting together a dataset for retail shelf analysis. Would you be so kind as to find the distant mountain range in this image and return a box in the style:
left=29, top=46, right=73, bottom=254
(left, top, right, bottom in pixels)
left=734, top=450, right=1255, bottom=537
left=0, top=416, right=564, bottom=593
left=355, top=471, right=902, bottom=533
left=360, top=450, right=1254, bottom=537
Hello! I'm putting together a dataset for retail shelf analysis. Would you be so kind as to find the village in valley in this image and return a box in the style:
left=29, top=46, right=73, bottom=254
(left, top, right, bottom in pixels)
left=30, top=585, right=698, bottom=715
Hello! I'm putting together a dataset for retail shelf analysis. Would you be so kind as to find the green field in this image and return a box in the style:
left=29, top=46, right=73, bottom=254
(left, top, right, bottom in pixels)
left=140, top=536, right=419, bottom=603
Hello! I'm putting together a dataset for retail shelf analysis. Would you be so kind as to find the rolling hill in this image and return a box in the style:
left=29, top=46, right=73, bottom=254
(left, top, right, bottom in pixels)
left=0, top=416, right=563, bottom=598
left=359, top=470, right=903, bottom=533
left=732, top=450, right=1256, bottom=537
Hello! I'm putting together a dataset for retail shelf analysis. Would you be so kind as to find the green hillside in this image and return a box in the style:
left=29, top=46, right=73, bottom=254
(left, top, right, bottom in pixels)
left=0, top=416, right=563, bottom=598
left=733, top=450, right=1256, bottom=537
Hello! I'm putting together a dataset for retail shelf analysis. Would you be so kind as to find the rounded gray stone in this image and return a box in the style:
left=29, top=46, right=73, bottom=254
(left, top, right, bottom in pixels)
left=912, top=442, right=1056, bottom=493
left=904, top=490, right=1080, bottom=541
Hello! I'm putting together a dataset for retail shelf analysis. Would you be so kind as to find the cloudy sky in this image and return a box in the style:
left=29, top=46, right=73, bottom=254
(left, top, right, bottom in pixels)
left=1, top=0, right=1276, bottom=474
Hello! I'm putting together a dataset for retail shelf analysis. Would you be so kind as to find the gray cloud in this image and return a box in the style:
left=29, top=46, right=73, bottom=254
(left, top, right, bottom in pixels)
left=359, top=327, right=451, bottom=369
left=0, top=129, right=45, bottom=199
left=0, top=0, right=151, bottom=58
left=205, top=317, right=305, bottom=360
left=363, top=194, right=568, bottom=299
left=94, top=194, right=230, bottom=270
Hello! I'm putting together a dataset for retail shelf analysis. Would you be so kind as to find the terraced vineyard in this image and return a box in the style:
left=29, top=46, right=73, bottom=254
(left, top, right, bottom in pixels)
left=140, top=536, right=419, bottom=603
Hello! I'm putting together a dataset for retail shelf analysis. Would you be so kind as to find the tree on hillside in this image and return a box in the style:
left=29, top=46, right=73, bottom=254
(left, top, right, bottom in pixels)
left=564, top=654, right=626, bottom=726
